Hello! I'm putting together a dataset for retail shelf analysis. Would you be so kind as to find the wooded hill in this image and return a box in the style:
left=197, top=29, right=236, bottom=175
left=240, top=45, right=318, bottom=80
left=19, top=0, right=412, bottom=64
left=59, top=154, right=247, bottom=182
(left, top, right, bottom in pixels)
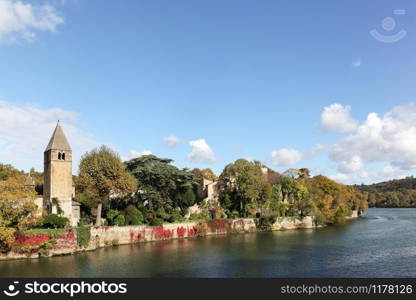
left=354, top=177, right=416, bottom=208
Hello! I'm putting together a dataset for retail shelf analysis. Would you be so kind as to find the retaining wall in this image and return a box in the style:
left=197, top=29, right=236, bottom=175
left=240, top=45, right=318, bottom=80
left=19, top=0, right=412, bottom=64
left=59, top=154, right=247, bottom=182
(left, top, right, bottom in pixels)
left=1, top=214, right=360, bottom=261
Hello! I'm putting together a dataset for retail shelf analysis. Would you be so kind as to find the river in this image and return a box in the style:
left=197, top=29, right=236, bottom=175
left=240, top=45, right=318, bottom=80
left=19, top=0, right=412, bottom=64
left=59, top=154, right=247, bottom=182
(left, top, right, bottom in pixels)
left=1, top=208, right=415, bottom=278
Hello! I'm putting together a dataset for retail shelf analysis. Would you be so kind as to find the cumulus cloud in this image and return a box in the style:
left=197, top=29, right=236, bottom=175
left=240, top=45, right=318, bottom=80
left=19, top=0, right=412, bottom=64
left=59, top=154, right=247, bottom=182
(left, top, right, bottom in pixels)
left=320, top=104, right=359, bottom=133
left=163, top=134, right=181, bottom=148
left=329, top=172, right=351, bottom=184
left=270, top=148, right=303, bottom=167
left=123, top=150, right=152, bottom=161
left=188, top=139, right=216, bottom=164
left=329, top=103, right=416, bottom=171
left=337, top=155, right=364, bottom=174
left=0, top=100, right=98, bottom=172
left=0, top=0, right=64, bottom=44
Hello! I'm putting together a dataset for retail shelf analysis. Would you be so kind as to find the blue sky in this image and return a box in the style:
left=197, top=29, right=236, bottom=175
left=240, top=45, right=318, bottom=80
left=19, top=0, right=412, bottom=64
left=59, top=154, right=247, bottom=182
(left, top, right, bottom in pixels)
left=1, top=0, right=416, bottom=184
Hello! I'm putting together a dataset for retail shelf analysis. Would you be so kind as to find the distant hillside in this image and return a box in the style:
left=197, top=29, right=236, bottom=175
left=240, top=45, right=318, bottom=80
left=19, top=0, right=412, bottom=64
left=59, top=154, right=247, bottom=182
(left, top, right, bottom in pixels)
left=354, top=177, right=416, bottom=208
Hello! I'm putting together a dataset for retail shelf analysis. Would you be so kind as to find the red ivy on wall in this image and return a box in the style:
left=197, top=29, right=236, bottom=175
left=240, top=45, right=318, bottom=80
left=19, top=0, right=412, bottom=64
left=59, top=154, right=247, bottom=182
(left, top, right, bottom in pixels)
left=153, top=226, right=174, bottom=239
left=208, top=219, right=230, bottom=233
left=54, top=232, right=77, bottom=249
left=11, top=233, right=51, bottom=253
left=177, top=227, right=186, bottom=238
left=130, top=230, right=146, bottom=242
left=187, top=227, right=197, bottom=237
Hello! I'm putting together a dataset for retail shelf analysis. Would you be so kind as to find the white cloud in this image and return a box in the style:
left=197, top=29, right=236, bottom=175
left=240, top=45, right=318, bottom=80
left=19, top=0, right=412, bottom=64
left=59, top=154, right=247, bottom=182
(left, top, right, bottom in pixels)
left=329, top=103, right=416, bottom=172
left=270, top=148, right=302, bottom=167
left=352, top=58, right=361, bottom=68
left=124, top=150, right=152, bottom=161
left=329, top=172, right=351, bottom=184
left=0, top=0, right=64, bottom=44
left=188, top=138, right=216, bottom=164
left=338, top=155, right=364, bottom=173
left=320, top=104, right=359, bottom=133
left=163, top=134, right=181, bottom=148
left=0, top=100, right=98, bottom=172
left=361, top=165, right=408, bottom=183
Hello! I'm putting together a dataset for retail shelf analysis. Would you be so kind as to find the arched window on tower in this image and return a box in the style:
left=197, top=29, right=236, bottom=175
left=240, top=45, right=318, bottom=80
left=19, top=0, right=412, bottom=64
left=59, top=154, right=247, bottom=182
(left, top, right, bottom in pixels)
left=62, top=153, right=66, bottom=160
left=58, top=152, right=62, bottom=160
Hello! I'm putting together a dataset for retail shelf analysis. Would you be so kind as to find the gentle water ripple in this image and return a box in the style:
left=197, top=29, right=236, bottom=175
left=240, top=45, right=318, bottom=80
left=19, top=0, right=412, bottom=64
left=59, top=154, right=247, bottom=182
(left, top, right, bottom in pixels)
left=0, top=208, right=415, bottom=278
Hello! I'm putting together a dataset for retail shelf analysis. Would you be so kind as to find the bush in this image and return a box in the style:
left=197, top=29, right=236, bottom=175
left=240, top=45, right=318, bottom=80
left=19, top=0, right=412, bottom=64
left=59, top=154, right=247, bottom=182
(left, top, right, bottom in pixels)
left=149, top=218, right=164, bottom=226
left=25, top=228, right=67, bottom=241
left=167, top=209, right=184, bottom=223
left=106, top=209, right=119, bottom=225
left=0, top=226, right=15, bottom=253
left=125, top=205, right=144, bottom=225
left=314, top=212, right=326, bottom=226
left=257, top=214, right=277, bottom=231
left=11, top=233, right=53, bottom=254
left=80, top=214, right=93, bottom=226
left=76, top=226, right=91, bottom=249
left=114, top=214, right=125, bottom=226
left=37, top=214, right=69, bottom=229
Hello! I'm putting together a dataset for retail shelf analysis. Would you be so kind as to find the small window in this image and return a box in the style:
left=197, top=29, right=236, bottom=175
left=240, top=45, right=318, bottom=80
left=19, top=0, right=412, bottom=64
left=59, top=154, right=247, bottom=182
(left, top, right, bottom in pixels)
left=62, top=153, right=66, bottom=160
left=58, top=152, right=62, bottom=160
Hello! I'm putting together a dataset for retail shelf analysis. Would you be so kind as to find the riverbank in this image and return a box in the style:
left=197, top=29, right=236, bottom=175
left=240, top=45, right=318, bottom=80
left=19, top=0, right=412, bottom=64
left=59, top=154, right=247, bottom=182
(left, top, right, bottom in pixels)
left=0, top=213, right=356, bottom=262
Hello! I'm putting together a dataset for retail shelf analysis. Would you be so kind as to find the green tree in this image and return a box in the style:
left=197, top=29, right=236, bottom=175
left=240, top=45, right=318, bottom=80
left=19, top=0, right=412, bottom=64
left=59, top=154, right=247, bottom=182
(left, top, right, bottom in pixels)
left=218, top=159, right=267, bottom=217
left=125, top=155, right=199, bottom=223
left=76, top=145, right=137, bottom=227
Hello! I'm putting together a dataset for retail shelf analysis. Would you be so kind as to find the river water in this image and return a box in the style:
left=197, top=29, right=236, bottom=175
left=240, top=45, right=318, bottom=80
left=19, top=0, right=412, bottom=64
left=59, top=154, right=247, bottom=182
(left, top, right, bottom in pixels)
left=1, top=208, right=415, bottom=278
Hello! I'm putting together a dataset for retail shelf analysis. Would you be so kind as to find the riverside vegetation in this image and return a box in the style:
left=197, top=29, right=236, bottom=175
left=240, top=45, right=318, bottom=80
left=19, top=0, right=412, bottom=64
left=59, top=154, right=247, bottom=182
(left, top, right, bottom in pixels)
left=0, top=145, right=370, bottom=256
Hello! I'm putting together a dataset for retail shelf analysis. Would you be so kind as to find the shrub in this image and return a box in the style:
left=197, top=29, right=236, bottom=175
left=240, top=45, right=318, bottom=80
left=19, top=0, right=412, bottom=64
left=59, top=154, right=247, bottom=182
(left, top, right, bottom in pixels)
left=149, top=218, right=164, bottom=226
left=11, top=233, right=53, bottom=254
left=37, top=214, right=69, bottom=229
left=257, top=215, right=277, bottom=231
left=313, top=212, right=326, bottom=226
left=106, top=209, right=120, bottom=225
left=25, top=228, right=67, bottom=241
left=76, top=226, right=91, bottom=249
left=333, top=208, right=348, bottom=225
left=114, top=214, right=125, bottom=226
left=125, top=205, right=144, bottom=225
left=168, top=209, right=184, bottom=223
left=0, top=226, right=15, bottom=253
left=80, top=215, right=93, bottom=226
left=195, top=221, right=209, bottom=237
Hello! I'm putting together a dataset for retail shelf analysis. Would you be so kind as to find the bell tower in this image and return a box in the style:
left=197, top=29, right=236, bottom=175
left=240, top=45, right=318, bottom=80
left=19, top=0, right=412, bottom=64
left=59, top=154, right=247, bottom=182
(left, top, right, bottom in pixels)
left=43, top=121, right=74, bottom=221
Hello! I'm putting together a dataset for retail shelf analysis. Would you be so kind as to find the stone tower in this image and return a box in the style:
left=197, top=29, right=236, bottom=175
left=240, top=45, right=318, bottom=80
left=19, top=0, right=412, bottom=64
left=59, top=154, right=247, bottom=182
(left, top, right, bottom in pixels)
left=43, top=121, right=75, bottom=222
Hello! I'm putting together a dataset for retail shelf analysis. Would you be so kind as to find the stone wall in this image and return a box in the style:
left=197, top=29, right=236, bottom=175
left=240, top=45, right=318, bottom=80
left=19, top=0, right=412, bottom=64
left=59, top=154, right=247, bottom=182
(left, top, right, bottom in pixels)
left=1, top=214, right=364, bottom=261
left=89, top=222, right=199, bottom=248
left=272, top=216, right=315, bottom=230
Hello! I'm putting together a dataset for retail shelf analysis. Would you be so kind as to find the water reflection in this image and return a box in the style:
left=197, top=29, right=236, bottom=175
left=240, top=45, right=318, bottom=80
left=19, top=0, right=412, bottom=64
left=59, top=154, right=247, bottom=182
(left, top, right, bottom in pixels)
left=1, top=209, right=415, bottom=278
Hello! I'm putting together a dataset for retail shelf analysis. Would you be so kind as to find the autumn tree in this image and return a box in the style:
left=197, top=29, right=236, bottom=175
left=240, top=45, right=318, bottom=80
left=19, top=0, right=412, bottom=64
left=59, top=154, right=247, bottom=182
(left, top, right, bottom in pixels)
left=0, top=199, right=38, bottom=252
left=0, top=164, right=36, bottom=201
left=192, top=168, right=218, bottom=181
left=76, top=146, right=137, bottom=227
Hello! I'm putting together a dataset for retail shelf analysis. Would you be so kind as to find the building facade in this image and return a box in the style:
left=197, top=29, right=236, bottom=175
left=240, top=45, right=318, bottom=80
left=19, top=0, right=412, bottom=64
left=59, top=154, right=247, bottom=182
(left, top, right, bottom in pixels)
left=43, top=121, right=80, bottom=226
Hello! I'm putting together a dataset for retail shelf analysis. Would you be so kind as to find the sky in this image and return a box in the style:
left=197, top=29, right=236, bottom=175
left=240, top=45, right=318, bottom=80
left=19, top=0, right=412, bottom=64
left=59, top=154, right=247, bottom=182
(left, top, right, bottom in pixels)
left=1, top=0, right=416, bottom=184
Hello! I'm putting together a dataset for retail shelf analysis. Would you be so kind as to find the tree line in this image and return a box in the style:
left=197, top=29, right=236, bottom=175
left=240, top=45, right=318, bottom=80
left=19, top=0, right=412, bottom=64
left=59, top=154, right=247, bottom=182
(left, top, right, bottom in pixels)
left=354, top=177, right=416, bottom=208
left=1, top=145, right=370, bottom=240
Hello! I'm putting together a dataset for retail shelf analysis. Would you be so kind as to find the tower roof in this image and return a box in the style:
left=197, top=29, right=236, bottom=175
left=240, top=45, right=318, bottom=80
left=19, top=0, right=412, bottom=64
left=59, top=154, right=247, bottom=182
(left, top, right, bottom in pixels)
left=45, top=121, right=72, bottom=152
